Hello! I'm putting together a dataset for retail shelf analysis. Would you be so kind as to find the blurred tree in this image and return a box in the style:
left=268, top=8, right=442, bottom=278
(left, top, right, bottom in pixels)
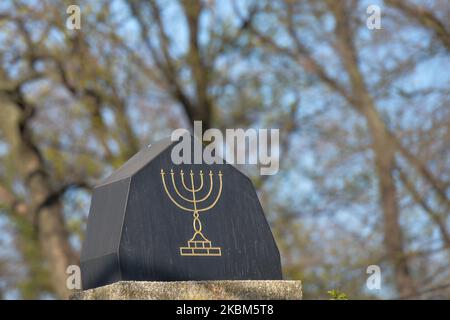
left=0, top=0, right=448, bottom=299
left=238, top=0, right=449, bottom=298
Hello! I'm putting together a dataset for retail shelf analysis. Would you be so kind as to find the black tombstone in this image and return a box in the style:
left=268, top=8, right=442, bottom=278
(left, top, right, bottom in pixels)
left=81, top=136, right=282, bottom=290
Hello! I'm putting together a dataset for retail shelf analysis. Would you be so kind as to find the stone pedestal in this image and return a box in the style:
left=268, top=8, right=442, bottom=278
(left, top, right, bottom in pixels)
left=71, top=280, right=302, bottom=300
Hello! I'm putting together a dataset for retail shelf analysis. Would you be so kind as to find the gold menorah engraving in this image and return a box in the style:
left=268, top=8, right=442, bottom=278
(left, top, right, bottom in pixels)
left=160, top=169, right=223, bottom=256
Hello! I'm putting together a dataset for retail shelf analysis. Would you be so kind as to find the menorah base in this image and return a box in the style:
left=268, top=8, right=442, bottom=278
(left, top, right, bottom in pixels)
left=180, top=240, right=222, bottom=256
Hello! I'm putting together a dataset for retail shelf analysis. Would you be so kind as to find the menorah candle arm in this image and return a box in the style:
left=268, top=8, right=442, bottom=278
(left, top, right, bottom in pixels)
left=161, top=172, right=195, bottom=212
left=181, top=171, right=194, bottom=192
left=171, top=172, right=195, bottom=203
left=193, top=172, right=204, bottom=193
left=196, top=173, right=214, bottom=203
left=197, top=174, right=223, bottom=213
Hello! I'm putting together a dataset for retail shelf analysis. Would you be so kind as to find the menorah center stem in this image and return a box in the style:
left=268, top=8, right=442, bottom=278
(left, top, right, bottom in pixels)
left=192, top=211, right=202, bottom=233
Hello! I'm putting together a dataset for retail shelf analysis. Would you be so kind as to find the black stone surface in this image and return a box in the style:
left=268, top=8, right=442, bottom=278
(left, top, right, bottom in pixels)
left=81, top=136, right=282, bottom=290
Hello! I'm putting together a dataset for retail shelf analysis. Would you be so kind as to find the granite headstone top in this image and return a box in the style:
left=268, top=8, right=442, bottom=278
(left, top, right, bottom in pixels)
left=81, top=136, right=282, bottom=290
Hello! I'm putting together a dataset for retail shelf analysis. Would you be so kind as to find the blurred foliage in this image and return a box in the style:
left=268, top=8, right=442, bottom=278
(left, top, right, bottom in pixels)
left=0, top=0, right=449, bottom=299
left=327, top=289, right=349, bottom=300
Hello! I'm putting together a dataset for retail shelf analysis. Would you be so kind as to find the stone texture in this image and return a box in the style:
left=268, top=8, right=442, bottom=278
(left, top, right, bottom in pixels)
left=81, top=137, right=282, bottom=290
left=70, top=280, right=302, bottom=300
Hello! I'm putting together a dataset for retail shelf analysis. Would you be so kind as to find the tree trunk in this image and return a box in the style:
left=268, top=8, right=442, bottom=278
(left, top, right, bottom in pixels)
left=29, top=172, right=77, bottom=299
left=326, top=1, right=418, bottom=297
left=3, top=98, right=76, bottom=299
left=363, top=106, right=417, bottom=297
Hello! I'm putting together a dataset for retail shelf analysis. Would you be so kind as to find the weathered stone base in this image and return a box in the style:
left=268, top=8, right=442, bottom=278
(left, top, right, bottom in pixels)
left=70, top=280, right=302, bottom=300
